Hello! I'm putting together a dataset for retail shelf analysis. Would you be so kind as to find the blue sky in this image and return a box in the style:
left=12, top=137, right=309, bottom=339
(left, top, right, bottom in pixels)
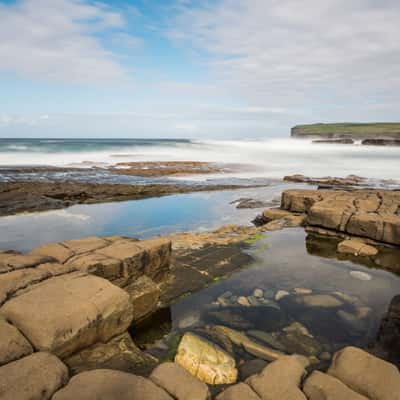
left=0, top=0, right=400, bottom=138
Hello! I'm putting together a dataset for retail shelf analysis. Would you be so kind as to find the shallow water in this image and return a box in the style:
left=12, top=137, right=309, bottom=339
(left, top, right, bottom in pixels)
left=0, top=183, right=293, bottom=252
left=138, top=229, right=400, bottom=363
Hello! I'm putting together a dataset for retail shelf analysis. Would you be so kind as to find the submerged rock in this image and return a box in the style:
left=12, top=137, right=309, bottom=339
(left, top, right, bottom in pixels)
left=296, top=294, right=343, bottom=308
left=275, top=290, right=290, bottom=301
left=207, top=307, right=254, bottom=330
left=239, top=359, right=269, bottom=381
left=175, top=332, right=238, bottom=385
left=280, top=322, right=322, bottom=356
left=213, top=326, right=285, bottom=361
left=349, top=270, right=372, bottom=281
left=337, top=239, right=378, bottom=256
left=247, top=330, right=286, bottom=352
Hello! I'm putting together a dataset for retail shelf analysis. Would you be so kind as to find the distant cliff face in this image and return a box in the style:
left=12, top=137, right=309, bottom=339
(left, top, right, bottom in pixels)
left=291, top=123, right=400, bottom=139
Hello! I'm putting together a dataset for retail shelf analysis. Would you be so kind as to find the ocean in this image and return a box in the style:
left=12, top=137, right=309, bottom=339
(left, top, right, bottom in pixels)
left=0, top=137, right=399, bottom=181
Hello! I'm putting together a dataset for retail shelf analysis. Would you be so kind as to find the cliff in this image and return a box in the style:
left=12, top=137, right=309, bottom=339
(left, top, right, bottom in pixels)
left=291, top=123, right=400, bottom=139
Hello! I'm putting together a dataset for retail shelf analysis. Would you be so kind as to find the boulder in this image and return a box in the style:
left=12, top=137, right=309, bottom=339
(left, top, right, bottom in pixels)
left=216, top=383, right=261, bottom=400
left=64, top=332, right=158, bottom=376
left=125, top=276, right=161, bottom=322
left=0, top=316, right=33, bottom=366
left=52, top=369, right=173, bottom=400
left=337, top=239, right=378, bottom=256
left=0, top=352, right=69, bottom=400
left=0, top=272, right=133, bottom=357
left=246, top=355, right=309, bottom=400
left=328, top=346, right=400, bottom=400
left=175, top=332, right=237, bottom=385
left=150, top=362, right=210, bottom=400
left=304, top=370, right=369, bottom=400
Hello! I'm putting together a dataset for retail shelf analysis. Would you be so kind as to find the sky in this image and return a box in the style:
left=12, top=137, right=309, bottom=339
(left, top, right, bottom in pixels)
left=0, top=0, right=399, bottom=138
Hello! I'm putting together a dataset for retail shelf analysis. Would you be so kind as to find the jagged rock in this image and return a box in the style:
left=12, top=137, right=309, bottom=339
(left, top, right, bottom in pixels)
left=213, top=326, right=284, bottom=361
left=216, top=382, right=261, bottom=400
left=0, top=272, right=133, bottom=357
left=304, top=370, right=369, bottom=400
left=246, top=355, right=309, bottom=400
left=328, top=346, right=400, bottom=400
left=0, top=316, right=33, bottom=366
left=174, top=332, right=237, bottom=385
left=0, top=352, right=69, bottom=400
left=337, top=239, right=378, bottom=256
left=64, top=332, right=158, bottom=376
left=124, top=275, right=161, bottom=322
left=373, top=295, right=400, bottom=365
left=150, top=362, right=210, bottom=400
left=52, top=369, right=173, bottom=400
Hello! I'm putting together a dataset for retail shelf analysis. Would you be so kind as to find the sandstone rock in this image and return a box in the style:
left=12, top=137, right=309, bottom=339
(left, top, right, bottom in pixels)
left=0, top=262, right=77, bottom=306
left=0, top=316, right=33, bottom=366
left=125, top=275, right=161, bottom=322
left=246, top=355, right=309, bottom=400
left=216, top=382, right=261, bottom=400
left=328, top=346, right=400, bottom=400
left=175, top=332, right=237, bottom=385
left=337, top=239, right=378, bottom=256
left=263, top=208, right=293, bottom=221
left=304, top=370, right=369, bottom=400
left=31, top=242, right=74, bottom=263
left=150, top=362, right=210, bottom=400
left=64, top=332, right=158, bottom=376
left=0, top=252, right=53, bottom=273
left=281, top=189, right=400, bottom=246
left=0, top=352, right=69, bottom=400
left=0, top=272, right=133, bottom=357
left=62, top=237, right=109, bottom=254
left=66, top=253, right=122, bottom=280
left=52, top=369, right=173, bottom=400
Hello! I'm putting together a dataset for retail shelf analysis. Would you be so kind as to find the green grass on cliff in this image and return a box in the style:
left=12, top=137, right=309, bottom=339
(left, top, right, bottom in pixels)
left=291, top=123, right=400, bottom=138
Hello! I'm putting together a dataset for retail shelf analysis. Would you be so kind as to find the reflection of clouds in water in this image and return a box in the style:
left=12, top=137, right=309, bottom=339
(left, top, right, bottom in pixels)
left=31, top=209, right=91, bottom=221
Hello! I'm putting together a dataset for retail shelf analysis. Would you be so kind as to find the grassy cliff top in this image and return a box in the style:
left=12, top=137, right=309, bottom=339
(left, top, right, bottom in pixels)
left=291, top=123, right=400, bottom=138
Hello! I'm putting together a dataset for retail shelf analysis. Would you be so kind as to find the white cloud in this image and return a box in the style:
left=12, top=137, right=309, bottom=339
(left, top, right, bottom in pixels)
left=0, top=0, right=138, bottom=83
left=170, top=0, right=400, bottom=109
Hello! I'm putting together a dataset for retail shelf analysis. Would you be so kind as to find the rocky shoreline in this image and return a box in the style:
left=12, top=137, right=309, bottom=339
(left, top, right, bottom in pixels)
left=0, top=183, right=399, bottom=399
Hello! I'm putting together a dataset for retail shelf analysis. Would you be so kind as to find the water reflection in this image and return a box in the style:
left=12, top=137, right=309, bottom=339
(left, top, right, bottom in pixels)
left=0, top=184, right=293, bottom=252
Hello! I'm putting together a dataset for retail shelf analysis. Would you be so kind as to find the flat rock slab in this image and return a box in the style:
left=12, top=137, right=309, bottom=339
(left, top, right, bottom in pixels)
left=0, top=316, right=33, bottom=366
left=0, top=252, right=53, bottom=273
left=52, top=369, right=173, bottom=400
left=175, top=332, right=238, bottom=385
left=246, top=355, right=309, bottom=400
left=0, top=272, right=133, bottom=357
left=150, top=362, right=210, bottom=400
left=0, top=352, right=69, bottom=400
left=304, top=371, right=369, bottom=400
left=328, top=346, right=400, bottom=400
left=281, top=189, right=400, bottom=246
